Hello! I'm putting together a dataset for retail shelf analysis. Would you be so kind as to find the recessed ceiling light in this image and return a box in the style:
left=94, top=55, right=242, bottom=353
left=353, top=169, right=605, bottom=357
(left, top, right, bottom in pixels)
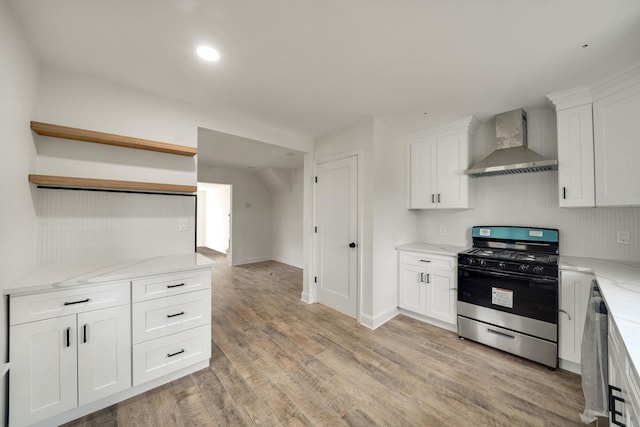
left=196, top=45, right=220, bottom=62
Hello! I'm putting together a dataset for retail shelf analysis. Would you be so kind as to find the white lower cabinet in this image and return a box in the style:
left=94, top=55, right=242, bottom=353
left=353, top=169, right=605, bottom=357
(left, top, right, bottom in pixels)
left=132, top=270, right=212, bottom=387
left=77, top=305, right=131, bottom=405
left=608, top=318, right=640, bottom=426
left=558, top=270, right=593, bottom=371
left=8, top=267, right=212, bottom=427
left=9, top=287, right=131, bottom=427
left=9, top=315, right=78, bottom=427
left=397, top=250, right=457, bottom=328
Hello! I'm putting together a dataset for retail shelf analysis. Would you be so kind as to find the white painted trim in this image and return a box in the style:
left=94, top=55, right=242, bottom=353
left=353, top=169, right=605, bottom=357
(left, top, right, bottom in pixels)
left=30, top=360, right=209, bottom=427
left=360, top=307, right=399, bottom=330
left=559, top=358, right=581, bottom=375
left=270, top=256, right=303, bottom=269
left=300, top=292, right=313, bottom=304
left=397, top=309, right=458, bottom=333
left=232, top=255, right=271, bottom=266
left=314, top=148, right=363, bottom=165
left=0, top=363, right=9, bottom=378
left=407, top=115, right=478, bottom=140
left=546, top=86, right=593, bottom=110
left=591, top=60, right=640, bottom=101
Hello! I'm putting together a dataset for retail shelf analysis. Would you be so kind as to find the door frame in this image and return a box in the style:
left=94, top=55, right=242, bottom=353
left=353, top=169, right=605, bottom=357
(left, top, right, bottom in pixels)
left=311, top=150, right=363, bottom=322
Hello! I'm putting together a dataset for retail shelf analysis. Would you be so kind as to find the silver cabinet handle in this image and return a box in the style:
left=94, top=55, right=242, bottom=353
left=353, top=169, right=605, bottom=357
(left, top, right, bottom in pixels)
left=487, top=328, right=516, bottom=340
left=437, top=193, right=441, bottom=203
left=419, top=272, right=424, bottom=283
left=419, top=259, right=430, bottom=263
left=426, top=273, right=430, bottom=284
left=431, top=194, right=435, bottom=203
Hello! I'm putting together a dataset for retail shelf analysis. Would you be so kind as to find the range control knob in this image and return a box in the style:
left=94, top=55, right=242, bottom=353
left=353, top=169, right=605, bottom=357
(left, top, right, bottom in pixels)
left=533, top=265, right=544, bottom=274
left=498, top=262, right=506, bottom=270
left=466, top=257, right=476, bottom=265
left=478, top=259, right=487, bottom=267
left=519, top=264, right=530, bottom=272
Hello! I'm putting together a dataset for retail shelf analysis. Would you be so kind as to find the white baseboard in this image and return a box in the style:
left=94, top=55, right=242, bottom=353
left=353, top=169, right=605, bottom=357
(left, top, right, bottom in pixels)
left=300, top=292, right=314, bottom=304
left=271, top=256, right=303, bottom=269
left=397, top=309, right=458, bottom=333
left=360, top=307, right=399, bottom=330
left=559, top=358, right=581, bottom=375
left=232, top=255, right=271, bottom=266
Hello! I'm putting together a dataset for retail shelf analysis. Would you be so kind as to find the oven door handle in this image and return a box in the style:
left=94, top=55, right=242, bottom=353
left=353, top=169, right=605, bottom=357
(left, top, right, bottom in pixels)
left=458, top=266, right=558, bottom=284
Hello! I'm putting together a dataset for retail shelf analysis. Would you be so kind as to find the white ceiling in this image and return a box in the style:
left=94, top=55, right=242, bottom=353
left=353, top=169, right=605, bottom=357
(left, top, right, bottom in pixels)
left=9, top=0, right=640, bottom=141
left=198, top=127, right=304, bottom=170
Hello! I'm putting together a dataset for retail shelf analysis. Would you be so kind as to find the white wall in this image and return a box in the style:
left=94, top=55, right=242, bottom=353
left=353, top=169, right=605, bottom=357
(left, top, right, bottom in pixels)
left=416, top=108, right=640, bottom=262
left=370, top=118, right=417, bottom=326
left=197, top=183, right=231, bottom=254
left=36, top=189, right=195, bottom=266
left=271, top=168, right=304, bottom=268
left=0, top=0, right=40, bottom=422
left=198, top=165, right=272, bottom=265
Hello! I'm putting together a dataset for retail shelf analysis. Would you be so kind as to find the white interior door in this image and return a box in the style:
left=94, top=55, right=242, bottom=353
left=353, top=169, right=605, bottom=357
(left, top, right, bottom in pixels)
left=315, top=156, right=358, bottom=318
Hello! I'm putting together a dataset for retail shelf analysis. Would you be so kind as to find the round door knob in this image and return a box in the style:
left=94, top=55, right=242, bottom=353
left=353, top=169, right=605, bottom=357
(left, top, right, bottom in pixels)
left=349, top=242, right=357, bottom=248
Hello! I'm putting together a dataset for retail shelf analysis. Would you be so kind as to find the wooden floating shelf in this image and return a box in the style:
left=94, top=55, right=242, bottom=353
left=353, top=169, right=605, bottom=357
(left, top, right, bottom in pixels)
left=29, top=175, right=197, bottom=194
left=30, top=121, right=198, bottom=157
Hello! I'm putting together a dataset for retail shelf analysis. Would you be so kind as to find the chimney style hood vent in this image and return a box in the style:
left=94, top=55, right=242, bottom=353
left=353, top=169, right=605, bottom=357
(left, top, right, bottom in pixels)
left=465, top=109, right=557, bottom=177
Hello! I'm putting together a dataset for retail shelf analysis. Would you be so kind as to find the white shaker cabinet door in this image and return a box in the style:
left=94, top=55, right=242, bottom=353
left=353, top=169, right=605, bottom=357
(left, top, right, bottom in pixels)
left=9, top=315, right=78, bottom=427
left=558, top=271, right=593, bottom=366
left=425, top=267, right=457, bottom=326
left=398, top=263, right=427, bottom=314
left=435, top=133, right=468, bottom=209
left=593, top=83, right=640, bottom=206
left=409, top=138, right=436, bottom=209
left=77, top=305, right=131, bottom=406
left=556, top=104, right=595, bottom=207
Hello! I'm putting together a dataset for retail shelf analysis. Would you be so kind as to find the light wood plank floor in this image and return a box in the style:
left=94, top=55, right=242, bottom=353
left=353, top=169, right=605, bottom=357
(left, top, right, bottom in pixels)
left=64, top=248, right=586, bottom=426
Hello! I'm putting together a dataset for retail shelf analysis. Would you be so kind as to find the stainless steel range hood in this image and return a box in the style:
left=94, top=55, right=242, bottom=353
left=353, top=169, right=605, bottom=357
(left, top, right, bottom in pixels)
left=465, top=109, right=557, bottom=177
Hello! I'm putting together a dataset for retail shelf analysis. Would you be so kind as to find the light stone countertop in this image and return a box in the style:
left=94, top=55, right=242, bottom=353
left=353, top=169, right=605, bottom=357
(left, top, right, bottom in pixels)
left=395, top=242, right=467, bottom=257
left=5, top=253, right=215, bottom=296
left=560, top=256, right=640, bottom=382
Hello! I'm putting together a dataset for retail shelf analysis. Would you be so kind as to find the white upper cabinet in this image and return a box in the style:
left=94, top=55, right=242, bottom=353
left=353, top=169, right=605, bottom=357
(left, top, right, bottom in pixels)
left=548, top=63, right=640, bottom=207
left=408, top=116, right=477, bottom=209
left=593, top=82, right=640, bottom=206
left=555, top=104, right=595, bottom=207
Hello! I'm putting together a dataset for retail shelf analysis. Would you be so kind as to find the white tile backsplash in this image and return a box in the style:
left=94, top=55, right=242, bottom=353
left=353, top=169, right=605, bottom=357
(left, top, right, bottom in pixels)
left=417, top=108, right=640, bottom=262
left=37, top=189, right=195, bottom=267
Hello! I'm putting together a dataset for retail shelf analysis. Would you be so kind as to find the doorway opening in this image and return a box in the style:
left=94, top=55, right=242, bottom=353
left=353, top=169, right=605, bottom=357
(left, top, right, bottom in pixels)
left=197, top=182, right=232, bottom=265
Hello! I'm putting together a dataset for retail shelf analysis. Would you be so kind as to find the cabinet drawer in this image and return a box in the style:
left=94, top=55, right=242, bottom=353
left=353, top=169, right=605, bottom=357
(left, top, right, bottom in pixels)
left=10, top=282, right=130, bottom=326
left=398, top=251, right=454, bottom=270
left=132, top=269, right=211, bottom=302
left=132, top=324, right=211, bottom=386
left=132, top=289, right=211, bottom=344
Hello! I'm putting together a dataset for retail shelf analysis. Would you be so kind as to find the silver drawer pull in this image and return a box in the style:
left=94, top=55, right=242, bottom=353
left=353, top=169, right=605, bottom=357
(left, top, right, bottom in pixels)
left=487, top=328, right=516, bottom=340
left=167, top=283, right=185, bottom=289
left=167, top=349, right=185, bottom=358
left=167, top=311, right=185, bottom=318
left=64, top=298, right=90, bottom=306
left=419, top=259, right=431, bottom=263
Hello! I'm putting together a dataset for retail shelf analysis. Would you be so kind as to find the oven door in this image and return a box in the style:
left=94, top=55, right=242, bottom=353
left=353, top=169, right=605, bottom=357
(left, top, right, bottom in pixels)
left=458, top=266, right=558, bottom=339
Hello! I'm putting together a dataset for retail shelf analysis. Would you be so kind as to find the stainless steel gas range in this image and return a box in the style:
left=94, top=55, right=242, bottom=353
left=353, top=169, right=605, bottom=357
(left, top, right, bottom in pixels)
left=457, top=226, right=559, bottom=368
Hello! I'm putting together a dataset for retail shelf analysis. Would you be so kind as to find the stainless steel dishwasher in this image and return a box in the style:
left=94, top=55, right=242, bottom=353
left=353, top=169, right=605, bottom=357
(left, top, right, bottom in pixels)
left=580, top=280, right=609, bottom=424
